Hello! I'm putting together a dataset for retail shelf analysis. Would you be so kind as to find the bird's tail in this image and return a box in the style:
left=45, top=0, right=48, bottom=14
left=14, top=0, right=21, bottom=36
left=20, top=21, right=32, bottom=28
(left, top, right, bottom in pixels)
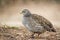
left=51, top=28, right=56, bottom=32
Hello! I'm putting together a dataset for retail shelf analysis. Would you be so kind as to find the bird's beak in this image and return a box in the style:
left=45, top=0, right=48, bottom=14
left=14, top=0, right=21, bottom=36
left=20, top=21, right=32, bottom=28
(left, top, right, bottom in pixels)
left=20, top=12, right=22, bottom=14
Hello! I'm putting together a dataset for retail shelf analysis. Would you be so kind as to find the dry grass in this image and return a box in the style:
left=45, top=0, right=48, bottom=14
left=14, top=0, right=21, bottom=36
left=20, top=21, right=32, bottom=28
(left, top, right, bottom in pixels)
left=0, top=25, right=60, bottom=40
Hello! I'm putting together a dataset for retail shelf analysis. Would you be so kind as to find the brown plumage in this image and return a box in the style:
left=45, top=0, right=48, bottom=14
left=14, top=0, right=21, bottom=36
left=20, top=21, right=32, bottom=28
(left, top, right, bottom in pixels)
left=31, top=14, right=56, bottom=32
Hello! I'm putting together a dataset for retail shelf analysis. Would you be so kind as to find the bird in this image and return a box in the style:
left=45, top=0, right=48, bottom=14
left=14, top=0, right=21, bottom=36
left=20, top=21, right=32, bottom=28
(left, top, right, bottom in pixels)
left=20, top=9, right=56, bottom=38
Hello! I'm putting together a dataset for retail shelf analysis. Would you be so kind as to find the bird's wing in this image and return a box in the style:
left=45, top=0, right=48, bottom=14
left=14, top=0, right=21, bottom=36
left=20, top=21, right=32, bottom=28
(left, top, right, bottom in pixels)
left=31, top=14, right=56, bottom=32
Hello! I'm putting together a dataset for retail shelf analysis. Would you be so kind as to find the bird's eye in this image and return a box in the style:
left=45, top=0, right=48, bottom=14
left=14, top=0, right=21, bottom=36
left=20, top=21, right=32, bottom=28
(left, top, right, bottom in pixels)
left=22, top=11, right=25, bottom=13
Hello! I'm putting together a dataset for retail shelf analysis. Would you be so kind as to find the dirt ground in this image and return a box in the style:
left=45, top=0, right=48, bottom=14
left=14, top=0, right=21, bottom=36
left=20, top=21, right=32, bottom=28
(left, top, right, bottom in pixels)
left=0, top=26, right=60, bottom=40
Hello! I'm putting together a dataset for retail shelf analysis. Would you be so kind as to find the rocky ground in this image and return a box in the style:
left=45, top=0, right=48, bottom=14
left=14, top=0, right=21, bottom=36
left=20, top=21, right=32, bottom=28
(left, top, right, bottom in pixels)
left=0, top=25, right=60, bottom=40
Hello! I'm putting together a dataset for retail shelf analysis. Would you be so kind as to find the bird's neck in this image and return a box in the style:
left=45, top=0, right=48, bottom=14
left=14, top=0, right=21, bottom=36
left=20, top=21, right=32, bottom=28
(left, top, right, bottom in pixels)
left=24, top=15, right=31, bottom=17
left=24, top=13, right=31, bottom=17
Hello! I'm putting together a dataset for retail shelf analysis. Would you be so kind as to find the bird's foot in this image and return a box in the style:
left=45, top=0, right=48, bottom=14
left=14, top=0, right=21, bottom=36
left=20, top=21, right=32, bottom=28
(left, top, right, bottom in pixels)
left=30, top=36, right=35, bottom=38
left=30, top=33, right=35, bottom=38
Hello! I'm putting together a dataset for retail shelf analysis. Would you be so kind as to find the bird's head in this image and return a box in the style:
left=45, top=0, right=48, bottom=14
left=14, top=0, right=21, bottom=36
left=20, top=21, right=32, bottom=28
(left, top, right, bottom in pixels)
left=20, top=9, right=31, bottom=17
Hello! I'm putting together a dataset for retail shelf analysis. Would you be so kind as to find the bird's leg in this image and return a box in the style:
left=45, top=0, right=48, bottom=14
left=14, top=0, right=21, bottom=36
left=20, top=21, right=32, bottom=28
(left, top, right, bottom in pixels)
left=38, top=33, right=40, bottom=37
left=38, top=33, right=40, bottom=36
left=30, top=33, right=35, bottom=38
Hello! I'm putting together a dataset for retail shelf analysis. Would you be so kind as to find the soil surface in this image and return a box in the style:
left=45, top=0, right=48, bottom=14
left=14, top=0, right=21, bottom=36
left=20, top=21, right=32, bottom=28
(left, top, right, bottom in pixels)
left=0, top=26, right=60, bottom=40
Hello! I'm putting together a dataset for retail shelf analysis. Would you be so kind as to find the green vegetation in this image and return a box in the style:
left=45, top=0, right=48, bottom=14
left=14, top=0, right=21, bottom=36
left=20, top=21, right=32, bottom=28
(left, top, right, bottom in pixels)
left=3, top=25, right=19, bottom=29
left=0, top=0, right=60, bottom=6
left=55, top=0, right=60, bottom=4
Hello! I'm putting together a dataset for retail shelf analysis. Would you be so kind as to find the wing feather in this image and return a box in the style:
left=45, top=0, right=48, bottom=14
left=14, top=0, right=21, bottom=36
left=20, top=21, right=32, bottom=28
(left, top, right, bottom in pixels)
left=31, top=14, right=56, bottom=32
